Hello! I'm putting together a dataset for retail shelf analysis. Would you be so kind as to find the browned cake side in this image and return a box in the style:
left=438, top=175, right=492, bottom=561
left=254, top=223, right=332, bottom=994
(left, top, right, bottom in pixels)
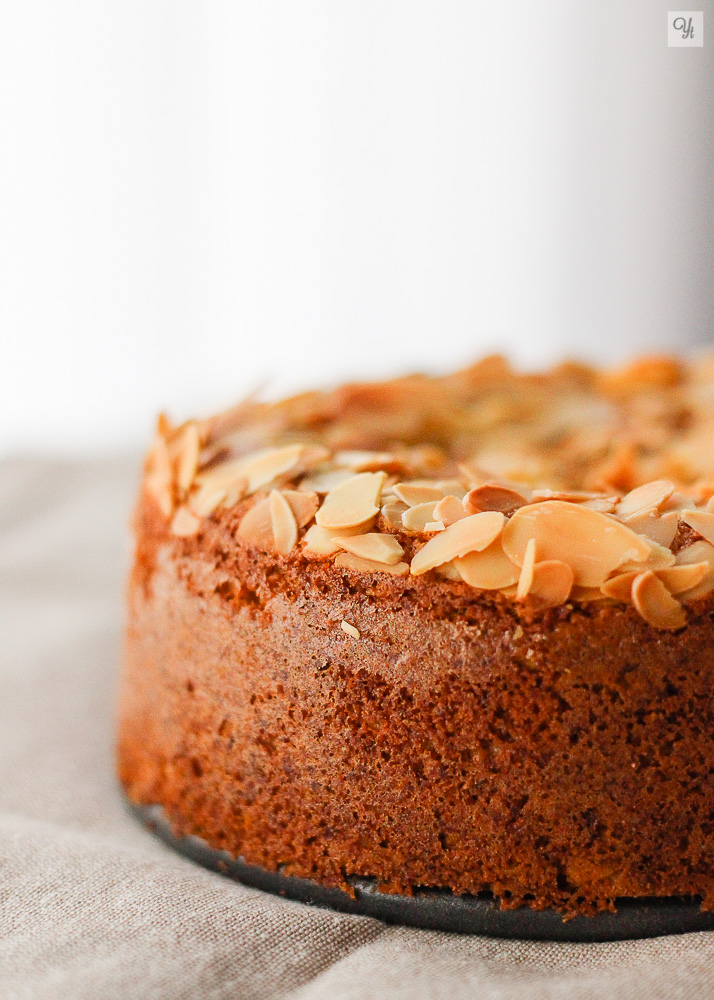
left=118, top=357, right=714, bottom=917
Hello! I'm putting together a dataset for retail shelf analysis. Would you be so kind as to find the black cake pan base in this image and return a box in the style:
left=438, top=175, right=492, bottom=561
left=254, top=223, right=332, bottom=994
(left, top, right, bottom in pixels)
left=128, top=799, right=714, bottom=942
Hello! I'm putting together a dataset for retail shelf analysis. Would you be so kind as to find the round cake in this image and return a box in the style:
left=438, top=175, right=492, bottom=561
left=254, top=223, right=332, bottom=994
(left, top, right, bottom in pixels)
left=118, top=354, right=714, bottom=918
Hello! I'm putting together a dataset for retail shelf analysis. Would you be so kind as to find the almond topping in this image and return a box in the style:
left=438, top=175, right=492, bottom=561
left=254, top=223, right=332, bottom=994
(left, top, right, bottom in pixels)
left=601, top=572, right=638, bottom=602
left=170, top=506, right=201, bottom=537
left=237, top=497, right=274, bottom=551
left=401, top=501, right=439, bottom=532
left=675, top=541, right=714, bottom=602
left=657, top=562, right=709, bottom=595
left=201, top=444, right=305, bottom=495
left=680, top=509, right=714, bottom=546
left=616, top=480, right=675, bottom=519
left=393, top=483, right=444, bottom=506
left=463, top=483, right=528, bottom=515
left=424, top=521, right=446, bottom=532
left=341, top=620, right=361, bottom=639
left=516, top=538, right=537, bottom=600
left=433, top=495, right=468, bottom=526
left=269, top=490, right=298, bottom=555
left=337, top=533, right=404, bottom=565
left=146, top=433, right=173, bottom=518
left=624, top=510, right=679, bottom=548
left=528, top=559, right=574, bottom=607
left=502, top=501, right=652, bottom=587
left=176, top=421, right=201, bottom=495
left=334, top=553, right=409, bottom=576
left=631, top=571, right=686, bottom=630
left=281, top=489, right=319, bottom=528
left=190, top=483, right=227, bottom=517
left=531, top=489, right=611, bottom=503
left=315, top=472, right=387, bottom=530
left=455, top=539, right=520, bottom=590
left=299, top=467, right=354, bottom=494
left=410, top=511, right=505, bottom=577
left=616, top=538, right=676, bottom=573
left=380, top=500, right=408, bottom=530
left=302, top=524, right=344, bottom=557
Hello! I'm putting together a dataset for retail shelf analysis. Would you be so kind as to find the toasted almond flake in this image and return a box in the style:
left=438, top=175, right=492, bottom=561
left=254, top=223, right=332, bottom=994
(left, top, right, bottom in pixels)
left=281, top=489, right=319, bottom=527
left=335, top=450, right=396, bottom=472
left=528, top=559, right=574, bottom=607
left=502, top=501, right=652, bottom=588
left=624, top=509, right=679, bottom=548
left=570, top=585, right=609, bottom=602
left=424, top=521, right=446, bottom=532
left=170, top=506, right=201, bottom=537
left=435, top=479, right=468, bottom=500
left=190, top=483, right=227, bottom=517
left=341, top=620, right=361, bottom=639
left=334, top=552, right=410, bottom=576
left=393, top=483, right=444, bottom=506
left=579, top=497, right=619, bottom=513
left=337, top=533, right=404, bottom=565
left=661, top=491, right=697, bottom=513
left=201, top=444, right=305, bottom=495
left=221, top=486, right=247, bottom=510
left=614, top=537, right=676, bottom=573
left=237, top=497, right=274, bottom=551
left=707, top=494, right=714, bottom=513
left=433, top=495, right=468, bottom=526
left=299, top=467, right=354, bottom=494
left=516, top=538, right=537, bottom=601
left=146, top=472, right=173, bottom=518
left=676, top=541, right=714, bottom=601
left=315, top=472, right=387, bottom=530
left=436, top=561, right=462, bottom=581
left=601, top=571, right=638, bottom=602
left=657, top=562, right=709, bottom=594
left=411, top=511, right=505, bottom=577
left=176, top=421, right=201, bottom=495
left=463, top=483, right=527, bottom=515
left=616, top=480, right=675, bottom=519
left=455, top=539, right=520, bottom=589
left=146, top=433, right=173, bottom=517
left=531, top=489, right=610, bottom=503
left=632, top=571, right=686, bottom=630
left=269, top=489, right=298, bottom=555
left=302, top=524, right=344, bottom=557
left=401, top=501, right=439, bottom=532
left=680, top=509, right=714, bottom=546
left=380, top=500, right=408, bottom=530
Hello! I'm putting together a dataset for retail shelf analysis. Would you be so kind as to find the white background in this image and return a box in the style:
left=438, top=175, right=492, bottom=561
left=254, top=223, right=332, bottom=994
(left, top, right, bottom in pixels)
left=1, top=1, right=712, bottom=454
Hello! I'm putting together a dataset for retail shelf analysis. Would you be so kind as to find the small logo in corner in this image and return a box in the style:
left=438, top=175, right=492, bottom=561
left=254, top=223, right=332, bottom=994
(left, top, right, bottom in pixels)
left=668, top=11, right=703, bottom=46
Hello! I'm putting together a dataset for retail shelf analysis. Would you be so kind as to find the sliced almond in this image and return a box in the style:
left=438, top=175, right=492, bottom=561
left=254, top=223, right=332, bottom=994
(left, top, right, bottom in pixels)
left=433, top=495, right=468, bottom=526
left=237, top=497, right=274, bottom=551
left=675, top=540, right=714, bottom=602
left=601, top=571, right=638, bottom=603
left=176, top=421, right=201, bottom=495
left=624, top=509, right=679, bottom=548
left=631, top=571, right=686, bottom=630
left=393, top=482, right=444, bottom=506
left=616, top=480, right=675, bottom=519
left=315, top=472, right=387, bottom=530
left=401, top=501, right=439, bottom=532
left=200, top=444, right=305, bottom=495
left=334, top=552, right=409, bottom=576
left=463, top=483, right=527, bottom=515
left=528, top=559, right=574, bottom=607
left=411, top=511, right=505, bottom=576
left=341, top=620, right=361, bottom=639
left=146, top=433, right=173, bottom=518
left=680, top=509, right=714, bottom=546
left=516, top=538, right=537, bottom=601
left=299, top=467, right=354, bottom=495
left=335, top=450, right=396, bottom=472
left=531, top=489, right=610, bottom=503
left=657, top=562, right=709, bottom=595
left=269, top=489, right=298, bottom=555
left=380, top=500, right=408, bottom=530
left=190, top=483, right=227, bottom=517
left=616, top=538, right=676, bottom=573
left=455, top=539, right=520, bottom=590
left=502, top=501, right=652, bottom=588
left=302, top=524, right=344, bottom=557
left=436, top=561, right=463, bottom=581
left=281, top=489, right=319, bottom=528
left=337, top=533, right=404, bottom=565
left=424, top=520, right=446, bottom=532
left=170, top=506, right=201, bottom=537
left=570, top=585, right=609, bottom=602
left=579, top=497, right=618, bottom=514
left=435, top=479, right=468, bottom=500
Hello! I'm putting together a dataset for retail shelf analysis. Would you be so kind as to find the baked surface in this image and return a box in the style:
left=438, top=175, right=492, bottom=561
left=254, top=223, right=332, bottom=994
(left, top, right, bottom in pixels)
left=118, top=356, right=714, bottom=916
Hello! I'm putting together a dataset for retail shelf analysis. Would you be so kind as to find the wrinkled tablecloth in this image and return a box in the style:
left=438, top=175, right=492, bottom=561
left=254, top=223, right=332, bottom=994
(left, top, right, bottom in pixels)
left=2, top=457, right=714, bottom=999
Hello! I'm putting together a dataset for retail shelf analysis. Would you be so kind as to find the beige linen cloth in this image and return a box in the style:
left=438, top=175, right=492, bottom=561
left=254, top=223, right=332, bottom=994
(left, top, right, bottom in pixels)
left=2, top=457, right=714, bottom=1000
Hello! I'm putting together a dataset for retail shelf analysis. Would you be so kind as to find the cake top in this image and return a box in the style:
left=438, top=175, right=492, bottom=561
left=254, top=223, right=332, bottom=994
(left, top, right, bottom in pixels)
left=143, top=354, right=714, bottom=631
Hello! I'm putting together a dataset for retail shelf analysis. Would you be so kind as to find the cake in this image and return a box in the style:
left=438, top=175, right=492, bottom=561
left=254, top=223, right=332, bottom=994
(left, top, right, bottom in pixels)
left=118, top=354, right=714, bottom=918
